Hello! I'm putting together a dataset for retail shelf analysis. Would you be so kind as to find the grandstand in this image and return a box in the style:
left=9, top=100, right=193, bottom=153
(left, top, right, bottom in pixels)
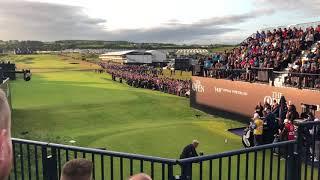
left=195, top=22, right=320, bottom=90
left=191, top=22, right=320, bottom=119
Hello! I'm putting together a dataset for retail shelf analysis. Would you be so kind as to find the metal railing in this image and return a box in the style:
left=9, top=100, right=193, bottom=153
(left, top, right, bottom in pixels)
left=281, top=72, right=320, bottom=89
left=10, top=138, right=176, bottom=180
left=194, top=66, right=320, bottom=90
left=195, top=66, right=273, bottom=84
left=260, top=21, right=320, bottom=32
left=9, top=121, right=320, bottom=180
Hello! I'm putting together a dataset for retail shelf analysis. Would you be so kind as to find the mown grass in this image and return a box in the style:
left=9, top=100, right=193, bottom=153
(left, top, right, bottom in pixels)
left=5, top=54, right=319, bottom=179
left=7, top=54, right=243, bottom=158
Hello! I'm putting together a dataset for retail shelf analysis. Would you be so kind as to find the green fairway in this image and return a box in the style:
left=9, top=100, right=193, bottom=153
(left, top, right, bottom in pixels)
left=4, top=54, right=245, bottom=159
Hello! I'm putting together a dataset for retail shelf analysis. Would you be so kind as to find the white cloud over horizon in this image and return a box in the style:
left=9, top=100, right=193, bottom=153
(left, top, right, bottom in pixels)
left=0, top=0, right=319, bottom=44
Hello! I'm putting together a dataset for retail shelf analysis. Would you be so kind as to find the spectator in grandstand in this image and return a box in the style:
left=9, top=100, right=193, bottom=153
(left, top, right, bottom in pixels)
left=180, top=140, right=199, bottom=180
left=60, top=159, right=93, bottom=180
left=205, top=25, right=320, bottom=87
left=0, top=89, right=12, bottom=180
left=128, top=173, right=152, bottom=180
left=251, top=113, right=264, bottom=146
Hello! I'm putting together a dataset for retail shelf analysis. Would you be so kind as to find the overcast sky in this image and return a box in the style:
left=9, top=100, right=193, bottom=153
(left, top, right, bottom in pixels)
left=0, top=0, right=319, bottom=44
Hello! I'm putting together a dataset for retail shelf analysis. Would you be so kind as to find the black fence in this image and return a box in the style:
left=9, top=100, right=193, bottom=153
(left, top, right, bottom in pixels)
left=9, top=138, right=177, bottom=180
left=9, top=121, right=320, bottom=180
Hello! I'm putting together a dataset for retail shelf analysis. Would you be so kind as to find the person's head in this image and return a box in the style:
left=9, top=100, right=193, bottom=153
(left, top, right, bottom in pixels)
left=128, top=173, right=152, bottom=180
left=192, top=140, right=199, bottom=148
left=265, top=107, right=271, bottom=114
left=307, top=112, right=315, bottom=121
left=253, top=113, right=260, bottom=120
left=60, top=159, right=93, bottom=180
left=284, top=119, right=290, bottom=124
left=0, top=89, right=12, bottom=180
left=273, top=100, right=278, bottom=105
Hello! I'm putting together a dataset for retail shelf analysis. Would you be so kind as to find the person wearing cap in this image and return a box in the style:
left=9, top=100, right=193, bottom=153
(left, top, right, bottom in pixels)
left=180, top=140, right=199, bottom=180
left=252, top=113, right=264, bottom=146
left=280, top=119, right=295, bottom=141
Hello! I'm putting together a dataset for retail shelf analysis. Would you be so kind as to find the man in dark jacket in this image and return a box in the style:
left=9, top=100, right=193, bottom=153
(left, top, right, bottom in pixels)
left=180, top=140, right=199, bottom=179
left=180, top=140, right=199, bottom=159
left=263, top=108, right=277, bottom=144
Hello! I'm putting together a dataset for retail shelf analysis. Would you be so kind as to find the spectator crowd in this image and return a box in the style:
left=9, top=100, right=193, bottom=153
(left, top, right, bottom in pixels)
left=245, top=96, right=320, bottom=161
left=285, top=41, right=320, bottom=88
left=100, top=63, right=190, bottom=97
left=200, top=25, right=320, bottom=89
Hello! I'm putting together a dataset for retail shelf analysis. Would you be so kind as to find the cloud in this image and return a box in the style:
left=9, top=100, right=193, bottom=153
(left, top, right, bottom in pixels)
left=0, top=0, right=108, bottom=40
left=254, top=0, right=320, bottom=15
left=0, top=0, right=274, bottom=44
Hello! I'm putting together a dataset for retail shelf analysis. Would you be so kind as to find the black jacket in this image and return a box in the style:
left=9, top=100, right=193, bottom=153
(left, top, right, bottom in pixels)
left=180, top=144, right=198, bottom=159
left=264, top=112, right=278, bottom=133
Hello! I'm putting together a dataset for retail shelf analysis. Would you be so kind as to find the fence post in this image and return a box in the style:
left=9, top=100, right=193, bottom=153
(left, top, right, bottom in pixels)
left=42, top=146, right=58, bottom=180
left=49, top=148, right=58, bottom=180
left=42, top=146, right=48, bottom=180
left=168, top=164, right=174, bottom=180
left=178, top=162, right=193, bottom=180
left=295, top=124, right=304, bottom=180
left=270, top=70, right=275, bottom=86
left=287, top=143, right=299, bottom=180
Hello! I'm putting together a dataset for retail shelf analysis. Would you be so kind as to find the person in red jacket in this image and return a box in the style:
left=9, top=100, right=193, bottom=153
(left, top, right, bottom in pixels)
left=280, top=119, right=295, bottom=141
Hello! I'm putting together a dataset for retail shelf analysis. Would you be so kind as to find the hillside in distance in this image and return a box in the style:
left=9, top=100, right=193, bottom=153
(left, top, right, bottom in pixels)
left=0, top=40, right=234, bottom=51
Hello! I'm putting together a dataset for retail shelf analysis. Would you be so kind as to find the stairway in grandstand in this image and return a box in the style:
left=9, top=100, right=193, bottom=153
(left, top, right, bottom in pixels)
left=272, top=40, right=320, bottom=87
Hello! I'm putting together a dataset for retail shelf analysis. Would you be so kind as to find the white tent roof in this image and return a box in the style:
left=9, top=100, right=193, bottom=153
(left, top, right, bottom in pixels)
left=100, top=50, right=136, bottom=56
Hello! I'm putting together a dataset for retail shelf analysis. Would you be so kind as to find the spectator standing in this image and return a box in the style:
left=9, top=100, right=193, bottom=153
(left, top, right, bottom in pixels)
left=280, top=119, right=295, bottom=141
left=263, top=107, right=277, bottom=144
left=180, top=140, right=199, bottom=180
left=252, top=113, right=264, bottom=146
left=255, top=103, right=264, bottom=117
left=286, top=104, right=300, bottom=122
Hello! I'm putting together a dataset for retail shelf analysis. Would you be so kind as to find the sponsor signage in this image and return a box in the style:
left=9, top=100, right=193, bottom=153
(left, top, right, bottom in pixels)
left=191, top=77, right=320, bottom=118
